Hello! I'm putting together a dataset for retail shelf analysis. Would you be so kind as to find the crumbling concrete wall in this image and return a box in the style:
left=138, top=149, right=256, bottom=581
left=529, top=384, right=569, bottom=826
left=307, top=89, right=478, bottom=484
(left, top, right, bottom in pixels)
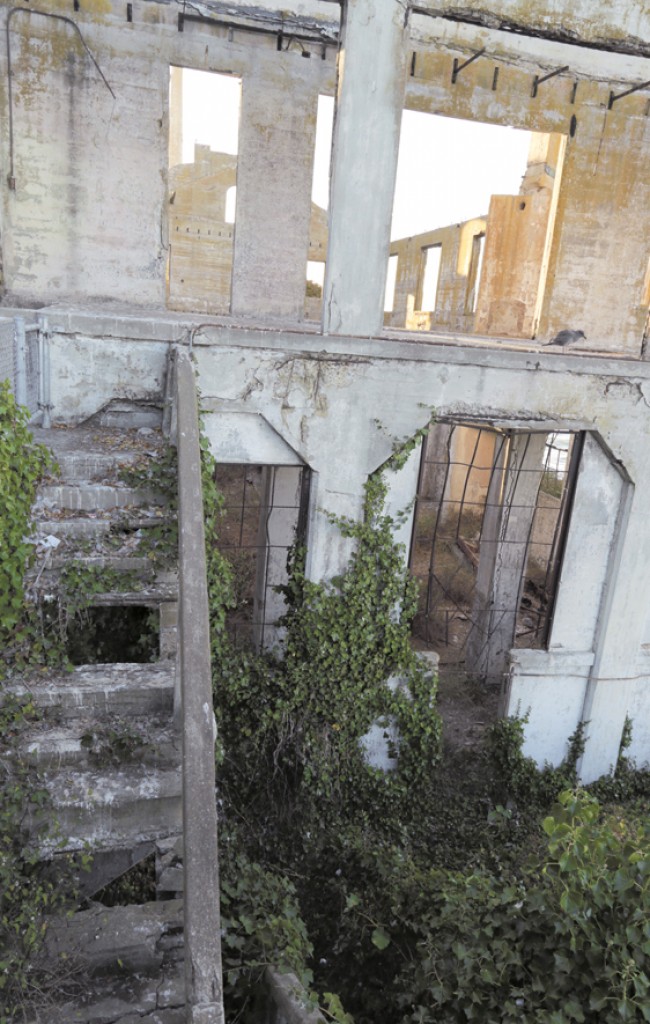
left=2, top=0, right=650, bottom=783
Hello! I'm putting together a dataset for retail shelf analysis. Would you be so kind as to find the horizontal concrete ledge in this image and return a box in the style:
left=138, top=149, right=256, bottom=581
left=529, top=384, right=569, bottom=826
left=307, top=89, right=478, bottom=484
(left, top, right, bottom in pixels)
left=3, top=304, right=645, bottom=382
left=511, top=649, right=595, bottom=675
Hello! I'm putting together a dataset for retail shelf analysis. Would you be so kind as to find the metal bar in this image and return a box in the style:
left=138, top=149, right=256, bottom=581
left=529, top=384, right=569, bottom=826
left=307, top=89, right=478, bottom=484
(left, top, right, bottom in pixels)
left=451, top=47, right=486, bottom=84
left=608, top=79, right=650, bottom=108
left=37, top=315, right=51, bottom=428
left=531, top=65, right=569, bottom=98
left=176, top=348, right=225, bottom=1024
left=13, top=317, right=27, bottom=407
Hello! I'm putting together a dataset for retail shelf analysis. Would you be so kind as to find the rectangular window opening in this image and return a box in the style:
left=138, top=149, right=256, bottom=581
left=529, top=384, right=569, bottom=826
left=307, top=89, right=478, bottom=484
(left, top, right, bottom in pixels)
left=384, top=254, right=398, bottom=314
left=389, top=110, right=565, bottom=339
left=420, top=245, right=441, bottom=312
left=305, top=94, right=334, bottom=322
left=409, top=422, right=581, bottom=670
left=212, top=463, right=310, bottom=650
left=167, top=67, right=242, bottom=315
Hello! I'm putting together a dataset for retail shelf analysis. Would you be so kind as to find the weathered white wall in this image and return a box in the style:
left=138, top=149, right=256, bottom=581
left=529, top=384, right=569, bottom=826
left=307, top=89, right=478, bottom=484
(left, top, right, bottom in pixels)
left=30, top=305, right=650, bottom=778
left=0, top=5, right=336, bottom=310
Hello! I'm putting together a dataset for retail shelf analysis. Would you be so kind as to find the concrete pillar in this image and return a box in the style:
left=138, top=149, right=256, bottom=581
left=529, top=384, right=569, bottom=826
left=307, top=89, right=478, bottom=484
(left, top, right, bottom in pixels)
left=466, top=433, right=548, bottom=688
left=231, top=67, right=319, bottom=320
left=322, top=0, right=409, bottom=336
left=253, top=466, right=304, bottom=649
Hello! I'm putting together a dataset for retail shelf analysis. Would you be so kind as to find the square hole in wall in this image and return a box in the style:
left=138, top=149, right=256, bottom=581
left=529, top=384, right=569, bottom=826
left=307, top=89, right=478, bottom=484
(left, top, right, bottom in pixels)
left=65, top=605, right=159, bottom=665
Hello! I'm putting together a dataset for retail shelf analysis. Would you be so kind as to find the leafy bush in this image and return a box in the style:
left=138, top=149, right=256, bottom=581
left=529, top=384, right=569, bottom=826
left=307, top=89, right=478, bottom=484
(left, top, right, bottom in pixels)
left=219, top=842, right=313, bottom=1023
left=0, top=695, right=78, bottom=1022
left=394, top=790, right=650, bottom=1023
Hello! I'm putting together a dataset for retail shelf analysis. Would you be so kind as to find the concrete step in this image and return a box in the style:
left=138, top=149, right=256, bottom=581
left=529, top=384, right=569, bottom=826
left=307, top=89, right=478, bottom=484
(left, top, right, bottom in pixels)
left=18, top=717, right=179, bottom=770
left=34, top=510, right=173, bottom=541
left=90, top=402, right=164, bottom=430
left=7, top=663, right=175, bottom=718
left=26, top=570, right=178, bottom=605
left=41, top=763, right=182, bottom=854
left=32, top=424, right=168, bottom=484
left=36, top=899, right=185, bottom=1024
left=37, top=484, right=165, bottom=512
left=30, top=553, right=157, bottom=577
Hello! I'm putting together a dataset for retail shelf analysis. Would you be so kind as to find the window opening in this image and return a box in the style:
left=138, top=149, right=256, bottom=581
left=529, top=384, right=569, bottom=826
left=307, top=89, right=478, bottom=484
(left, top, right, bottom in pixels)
left=384, top=254, right=398, bottom=314
left=409, top=423, right=581, bottom=679
left=420, top=245, right=441, bottom=312
left=466, top=233, right=485, bottom=314
left=305, top=95, right=334, bottom=322
left=167, top=67, right=242, bottom=314
left=225, top=185, right=237, bottom=224
left=386, top=111, right=565, bottom=339
left=212, top=463, right=310, bottom=649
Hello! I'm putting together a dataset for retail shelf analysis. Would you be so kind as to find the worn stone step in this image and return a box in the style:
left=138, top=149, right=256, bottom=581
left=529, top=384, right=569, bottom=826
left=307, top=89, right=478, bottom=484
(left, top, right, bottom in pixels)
left=30, top=553, right=157, bottom=576
left=18, top=717, right=179, bottom=770
left=34, top=511, right=173, bottom=541
left=7, top=663, right=175, bottom=718
left=38, top=484, right=165, bottom=512
left=34, top=900, right=185, bottom=1024
left=26, top=568, right=178, bottom=604
left=41, top=764, right=182, bottom=854
left=31, top=424, right=168, bottom=484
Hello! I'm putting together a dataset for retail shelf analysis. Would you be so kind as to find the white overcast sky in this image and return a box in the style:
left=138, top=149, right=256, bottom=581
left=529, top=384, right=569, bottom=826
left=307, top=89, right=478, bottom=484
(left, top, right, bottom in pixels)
left=178, top=70, right=532, bottom=242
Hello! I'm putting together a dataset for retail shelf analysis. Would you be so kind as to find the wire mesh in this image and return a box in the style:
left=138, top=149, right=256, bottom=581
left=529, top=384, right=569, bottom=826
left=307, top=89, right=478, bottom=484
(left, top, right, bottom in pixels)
left=212, top=463, right=309, bottom=648
left=409, top=423, right=580, bottom=667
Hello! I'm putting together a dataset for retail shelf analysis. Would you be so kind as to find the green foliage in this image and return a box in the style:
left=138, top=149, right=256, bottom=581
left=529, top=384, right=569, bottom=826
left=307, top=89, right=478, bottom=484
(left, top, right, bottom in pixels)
left=209, top=446, right=442, bottom=832
left=0, top=694, right=76, bottom=1022
left=487, top=710, right=586, bottom=809
left=0, top=380, right=56, bottom=645
left=201, top=423, right=650, bottom=1024
left=220, top=840, right=313, bottom=1023
left=384, top=790, right=650, bottom=1024
left=117, top=442, right=179, bottom=566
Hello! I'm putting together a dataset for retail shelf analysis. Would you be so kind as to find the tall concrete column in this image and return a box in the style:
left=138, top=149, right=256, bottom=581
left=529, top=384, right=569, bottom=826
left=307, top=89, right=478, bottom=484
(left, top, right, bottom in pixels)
left=231, top=66, right=319, bottom=320
left=322, top=0, right=409, bottom=336
left=466, top=433, right=548, bottom=688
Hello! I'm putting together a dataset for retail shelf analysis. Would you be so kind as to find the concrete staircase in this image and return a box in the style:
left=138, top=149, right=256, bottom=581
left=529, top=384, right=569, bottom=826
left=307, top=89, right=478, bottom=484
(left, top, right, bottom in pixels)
left=13, top=413, right=188, bottom=1023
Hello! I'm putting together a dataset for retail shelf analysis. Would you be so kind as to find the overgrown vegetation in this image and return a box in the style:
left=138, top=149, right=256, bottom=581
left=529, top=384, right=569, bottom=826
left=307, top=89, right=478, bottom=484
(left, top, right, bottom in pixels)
left=0, top=383, right=83, bottom=1020
left=202, top=427, right=650, bottom=1024
left=0, top=693, right=87, bottom=1023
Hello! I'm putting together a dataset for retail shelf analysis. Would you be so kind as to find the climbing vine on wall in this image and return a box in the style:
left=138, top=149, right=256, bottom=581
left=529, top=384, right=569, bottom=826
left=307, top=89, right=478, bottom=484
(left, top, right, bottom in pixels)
left=205, top=433, right=442, bottom=830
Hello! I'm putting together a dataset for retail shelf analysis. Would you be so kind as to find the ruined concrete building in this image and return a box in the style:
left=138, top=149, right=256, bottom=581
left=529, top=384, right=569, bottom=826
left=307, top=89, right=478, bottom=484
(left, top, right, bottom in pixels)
left=3, top=0, right=650, bottom=833
left=3, top=0, right=650, bottom=1018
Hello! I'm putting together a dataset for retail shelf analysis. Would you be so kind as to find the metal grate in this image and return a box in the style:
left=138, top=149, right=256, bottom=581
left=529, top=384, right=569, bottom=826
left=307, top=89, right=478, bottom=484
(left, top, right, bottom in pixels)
left=409, top=423, right=581, bottom=674
left=212, top=463, right=310, bottom=649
